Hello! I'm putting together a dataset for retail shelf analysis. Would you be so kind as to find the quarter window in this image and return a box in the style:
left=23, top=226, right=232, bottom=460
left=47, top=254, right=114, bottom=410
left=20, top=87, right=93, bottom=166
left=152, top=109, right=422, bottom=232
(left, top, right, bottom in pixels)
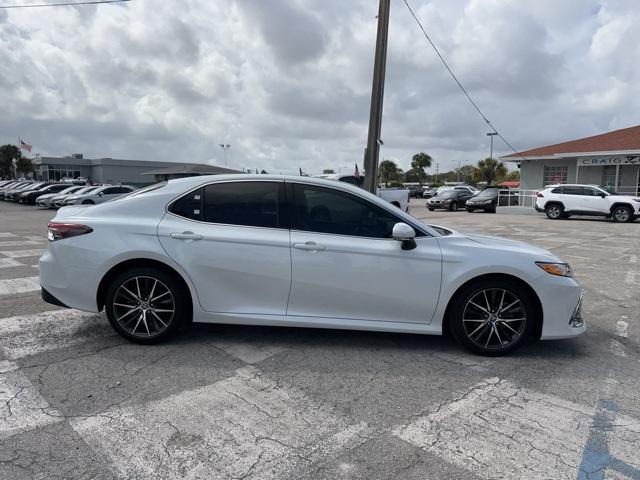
left=202, top=182, right=283, bottom=228
left=543, top=166, right=568, bottom=186
left=170, top=187, right=203, bottom=221
left=292, top=184, right=403, bottom=238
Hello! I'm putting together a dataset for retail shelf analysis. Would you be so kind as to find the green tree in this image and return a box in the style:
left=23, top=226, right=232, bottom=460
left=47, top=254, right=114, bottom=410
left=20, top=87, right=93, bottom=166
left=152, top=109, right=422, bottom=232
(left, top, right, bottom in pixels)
left=410, top=152, right=432, bottom=185
left=16, top=157, right=34, bottom=177
left=0, top=144, right=20, bottom=178
left=505, top=170, right=520, bottom=181
left=474, top=157, right=508, bottom=185
left=404, top=167, right=427, bottom=184
left=378, top=159, right=401, bottom=187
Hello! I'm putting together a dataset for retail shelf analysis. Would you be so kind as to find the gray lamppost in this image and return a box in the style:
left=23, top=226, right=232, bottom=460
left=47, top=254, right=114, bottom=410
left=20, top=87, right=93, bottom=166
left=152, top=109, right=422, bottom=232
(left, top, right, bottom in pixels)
left=219, top=144, right=231, bottom=168
left=486, top=132, right=497, bottom=159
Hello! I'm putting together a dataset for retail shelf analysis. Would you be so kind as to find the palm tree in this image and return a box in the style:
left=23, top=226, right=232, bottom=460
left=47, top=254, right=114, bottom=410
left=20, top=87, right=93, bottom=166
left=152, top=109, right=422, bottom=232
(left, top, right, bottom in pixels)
left=379, top=159, right=400, bottom=187
left=411, top=152, right=432, bottom=186
left=474, top=157, right=507, bottom=185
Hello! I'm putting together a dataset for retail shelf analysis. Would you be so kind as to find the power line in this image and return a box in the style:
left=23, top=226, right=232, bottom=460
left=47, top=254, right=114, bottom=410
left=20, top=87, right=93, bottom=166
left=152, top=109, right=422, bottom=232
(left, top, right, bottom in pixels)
left=402, top=0, right=528, bottom=162
left=0, top=0, right=130, bottom=8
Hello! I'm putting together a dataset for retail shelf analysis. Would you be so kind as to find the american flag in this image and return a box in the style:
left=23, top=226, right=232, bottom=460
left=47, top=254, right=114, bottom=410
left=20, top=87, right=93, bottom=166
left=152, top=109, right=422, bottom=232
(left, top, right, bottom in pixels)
left=20, top=139, right=32, bottom=152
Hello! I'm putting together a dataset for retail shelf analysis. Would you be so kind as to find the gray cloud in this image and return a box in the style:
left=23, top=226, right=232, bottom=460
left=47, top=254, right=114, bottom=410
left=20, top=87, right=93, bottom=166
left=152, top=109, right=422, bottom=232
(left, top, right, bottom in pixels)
left=0, top=0, right=638, bottom=175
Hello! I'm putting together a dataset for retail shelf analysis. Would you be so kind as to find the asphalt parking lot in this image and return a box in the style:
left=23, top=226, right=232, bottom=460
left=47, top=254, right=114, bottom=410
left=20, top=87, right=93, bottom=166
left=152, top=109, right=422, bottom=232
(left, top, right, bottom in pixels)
left=0, top=200, right=638, bottom=480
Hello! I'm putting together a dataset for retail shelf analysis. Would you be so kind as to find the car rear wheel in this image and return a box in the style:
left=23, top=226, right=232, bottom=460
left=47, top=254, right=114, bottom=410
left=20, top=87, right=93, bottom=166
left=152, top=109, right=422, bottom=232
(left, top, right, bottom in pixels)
left=612, top=205, right=633, bottom=223
left=545, top=204, right=563, bottom=220
left=450, top=279, right=534, bottom=356
left=105, top=267, right=188, bottom=344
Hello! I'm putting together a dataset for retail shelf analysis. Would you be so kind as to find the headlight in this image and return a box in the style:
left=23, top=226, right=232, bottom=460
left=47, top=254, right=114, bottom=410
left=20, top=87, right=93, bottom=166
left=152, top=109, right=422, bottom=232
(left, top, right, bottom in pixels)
left=536, top=262, right=572, bottom=277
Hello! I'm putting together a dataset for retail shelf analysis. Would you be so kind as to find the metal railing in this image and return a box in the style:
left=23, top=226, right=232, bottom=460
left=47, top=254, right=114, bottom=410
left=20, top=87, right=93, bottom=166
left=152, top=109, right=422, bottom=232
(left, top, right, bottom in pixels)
left=498, top=189, right=539, bottom=208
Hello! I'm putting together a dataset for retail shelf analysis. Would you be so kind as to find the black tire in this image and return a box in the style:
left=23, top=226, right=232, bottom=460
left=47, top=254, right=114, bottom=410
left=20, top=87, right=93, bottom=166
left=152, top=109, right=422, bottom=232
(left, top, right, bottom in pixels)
left=82, top=199, right=95, bottom=205
left=611, top=205, right=633, bottom=223
left=449, top=278, right=535, bottom=356
left=485, top=208, right=496, bottom=214
left=428, top=207, right=435, bottom=211
left=466, top=208, right=474, bottom=213
left=105, top=267, right=189, bottom=344
left=545, top=203, right=564, bottom=220
left=449, top=202, right=458, bottom=212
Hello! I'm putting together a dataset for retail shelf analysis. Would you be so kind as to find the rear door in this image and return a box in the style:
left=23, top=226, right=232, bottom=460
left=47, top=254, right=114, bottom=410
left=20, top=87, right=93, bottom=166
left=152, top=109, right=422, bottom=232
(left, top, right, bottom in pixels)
left=559, top=186, right=582, bottom=211
left=158, top=180, right=292, bottom=315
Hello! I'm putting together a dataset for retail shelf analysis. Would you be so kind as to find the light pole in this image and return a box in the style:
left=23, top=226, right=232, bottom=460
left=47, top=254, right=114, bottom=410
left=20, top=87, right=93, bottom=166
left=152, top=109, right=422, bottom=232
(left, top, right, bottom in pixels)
left=486, top=132, right=497, bottom=159
left=219, top=144, right=231, bottom=168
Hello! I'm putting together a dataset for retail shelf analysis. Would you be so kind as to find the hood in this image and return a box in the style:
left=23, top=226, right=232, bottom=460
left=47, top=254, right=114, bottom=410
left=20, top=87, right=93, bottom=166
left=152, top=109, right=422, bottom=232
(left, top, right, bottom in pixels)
left=36, top=193, right=56, bottom=200
left=462, top=233, right=560, bottom=261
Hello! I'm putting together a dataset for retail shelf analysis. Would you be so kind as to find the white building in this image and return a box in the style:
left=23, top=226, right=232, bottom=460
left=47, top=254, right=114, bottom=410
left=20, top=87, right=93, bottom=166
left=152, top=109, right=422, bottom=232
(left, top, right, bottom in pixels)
left=501, top=125, right=640, bottom=195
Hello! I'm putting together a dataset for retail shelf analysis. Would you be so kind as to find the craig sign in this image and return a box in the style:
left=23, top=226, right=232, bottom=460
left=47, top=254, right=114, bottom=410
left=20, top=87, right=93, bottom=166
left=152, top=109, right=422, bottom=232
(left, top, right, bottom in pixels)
left=578, top=156, right=640, bottom=167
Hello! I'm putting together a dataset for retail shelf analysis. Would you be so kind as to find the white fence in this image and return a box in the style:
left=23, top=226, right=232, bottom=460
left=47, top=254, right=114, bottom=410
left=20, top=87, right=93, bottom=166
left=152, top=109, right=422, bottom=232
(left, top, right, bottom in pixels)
left=498, top=189, right=538, bottom=209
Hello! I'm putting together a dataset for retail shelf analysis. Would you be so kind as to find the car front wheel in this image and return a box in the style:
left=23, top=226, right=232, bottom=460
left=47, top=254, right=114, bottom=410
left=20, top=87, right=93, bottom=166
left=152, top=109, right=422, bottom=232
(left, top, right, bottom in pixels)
left=450, top=279, right=534, bottom=356
left=545, top=204, right=563, bottom=220
left=105, top=267, right=189, bottom=344
left=612, top=206, right=633, bottom=223
left=449, top=202, right=458, bottom=212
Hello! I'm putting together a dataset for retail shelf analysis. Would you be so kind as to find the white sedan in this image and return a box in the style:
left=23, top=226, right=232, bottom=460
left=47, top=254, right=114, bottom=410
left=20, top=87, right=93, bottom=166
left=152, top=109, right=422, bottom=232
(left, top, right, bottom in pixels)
left=40, top=175, right=585, bottom=355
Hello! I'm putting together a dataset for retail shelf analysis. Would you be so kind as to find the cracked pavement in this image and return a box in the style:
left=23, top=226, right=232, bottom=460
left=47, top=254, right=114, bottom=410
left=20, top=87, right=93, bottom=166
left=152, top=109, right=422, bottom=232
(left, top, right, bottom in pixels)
left=0, top=201, right=639, bottom=479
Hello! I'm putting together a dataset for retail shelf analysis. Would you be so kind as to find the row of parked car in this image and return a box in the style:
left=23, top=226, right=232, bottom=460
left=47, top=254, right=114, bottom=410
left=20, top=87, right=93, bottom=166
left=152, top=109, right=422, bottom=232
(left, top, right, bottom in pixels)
left=425, top=185, right=519, bottom=213
left=0, top=180, right=135, bottom=208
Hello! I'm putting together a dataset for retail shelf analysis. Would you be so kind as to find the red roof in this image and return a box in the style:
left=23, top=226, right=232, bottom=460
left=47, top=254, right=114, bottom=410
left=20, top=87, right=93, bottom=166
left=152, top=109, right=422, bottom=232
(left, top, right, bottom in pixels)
left=504, top=125, right=640, bottom=158
left=497, top=181, right=520, bottom=188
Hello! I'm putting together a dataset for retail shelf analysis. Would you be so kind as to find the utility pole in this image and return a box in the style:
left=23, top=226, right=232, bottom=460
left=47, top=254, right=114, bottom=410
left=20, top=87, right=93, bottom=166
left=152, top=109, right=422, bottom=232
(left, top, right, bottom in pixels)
left=486, top=132, right=497, bottom=159
left=435, top=163, right=439, bottom=184
left=363, top=0, right=391, bottom=194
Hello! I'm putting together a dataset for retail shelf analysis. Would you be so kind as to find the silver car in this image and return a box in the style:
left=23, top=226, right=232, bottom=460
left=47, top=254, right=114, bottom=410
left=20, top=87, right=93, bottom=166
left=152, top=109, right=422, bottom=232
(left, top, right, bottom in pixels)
left=36, top=185, right=85, bottom=208
left=51, top=186, right=101, bottom=208
left=63, top=185, right=135, bottom=205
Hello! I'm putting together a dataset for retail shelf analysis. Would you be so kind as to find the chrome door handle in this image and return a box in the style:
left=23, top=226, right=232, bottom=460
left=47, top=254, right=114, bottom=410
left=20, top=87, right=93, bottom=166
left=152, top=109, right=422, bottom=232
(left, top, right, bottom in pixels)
left=292, top=241, right=326, bottom=251
left=170, top=232, right=203, bottom=241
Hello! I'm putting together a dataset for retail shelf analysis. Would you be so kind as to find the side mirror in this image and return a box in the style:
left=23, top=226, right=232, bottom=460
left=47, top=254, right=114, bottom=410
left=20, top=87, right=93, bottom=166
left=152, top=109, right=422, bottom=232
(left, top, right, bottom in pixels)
left=392, top=222, right=417, bottom=250
left=98, top=192, right=104, bottom=197
left=599, top=193, right=606, bottom=198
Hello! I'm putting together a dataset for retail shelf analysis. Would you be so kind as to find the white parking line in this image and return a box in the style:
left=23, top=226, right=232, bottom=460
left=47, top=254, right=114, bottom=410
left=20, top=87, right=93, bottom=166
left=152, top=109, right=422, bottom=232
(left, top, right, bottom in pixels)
left=0, top=361, right=63, bottom=440
left=0, top=310, right=113, bottom=360
left=394, top=377, right=640, bottom=480
left=0, top=258, right=24, bottom=269
left=0, top=240, right=43, bottom=247
left=0, top=276, right=40, bottom=296
left=71, top=366, right=370, bottom=479
left=0, top=249, right=45, bottom=258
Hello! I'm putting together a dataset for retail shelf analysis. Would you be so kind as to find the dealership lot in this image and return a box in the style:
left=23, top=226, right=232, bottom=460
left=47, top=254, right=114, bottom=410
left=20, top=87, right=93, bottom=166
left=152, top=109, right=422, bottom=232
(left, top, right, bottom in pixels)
left=0, top=201, right=638, bottom=479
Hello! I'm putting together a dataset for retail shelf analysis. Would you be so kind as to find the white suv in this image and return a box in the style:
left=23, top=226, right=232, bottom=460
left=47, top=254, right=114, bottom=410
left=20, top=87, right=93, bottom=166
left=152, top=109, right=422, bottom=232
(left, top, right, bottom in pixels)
left=535, top=184, right=640, bottom=222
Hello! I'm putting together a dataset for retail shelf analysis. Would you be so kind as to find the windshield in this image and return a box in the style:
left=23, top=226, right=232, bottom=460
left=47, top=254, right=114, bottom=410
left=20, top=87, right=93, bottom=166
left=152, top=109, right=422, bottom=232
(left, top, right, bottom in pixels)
left=438, top=190, right=457, bottom=198
left=476, top=189, right=497, bottom=198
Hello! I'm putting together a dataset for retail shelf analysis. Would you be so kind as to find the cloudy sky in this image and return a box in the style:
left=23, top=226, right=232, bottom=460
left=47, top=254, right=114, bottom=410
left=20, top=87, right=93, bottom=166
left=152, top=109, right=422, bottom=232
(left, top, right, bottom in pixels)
left=1, top=0, right=638, bottom=174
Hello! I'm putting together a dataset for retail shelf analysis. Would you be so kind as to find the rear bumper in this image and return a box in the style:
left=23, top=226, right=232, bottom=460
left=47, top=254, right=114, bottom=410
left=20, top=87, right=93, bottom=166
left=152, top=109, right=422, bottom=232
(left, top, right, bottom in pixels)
left=535, top=205, right=544, bottom=212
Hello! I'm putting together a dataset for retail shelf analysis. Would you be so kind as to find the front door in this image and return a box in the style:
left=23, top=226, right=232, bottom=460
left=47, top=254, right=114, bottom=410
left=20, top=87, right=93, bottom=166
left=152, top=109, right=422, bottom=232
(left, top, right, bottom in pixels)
left=286, top=182, right=442, bottom=324
left=158, top=180, right=292, bottom=315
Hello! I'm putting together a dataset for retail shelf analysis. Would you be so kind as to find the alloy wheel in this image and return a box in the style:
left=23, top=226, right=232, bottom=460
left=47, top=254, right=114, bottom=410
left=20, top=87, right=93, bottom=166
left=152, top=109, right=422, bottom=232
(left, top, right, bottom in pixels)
left=546, top=206, right=561, bottom=219
left=112, top=276, right=175, bottom=338
left=613, top=207, right=630, bottom=222
left=462, top=288, right=527, bottom=351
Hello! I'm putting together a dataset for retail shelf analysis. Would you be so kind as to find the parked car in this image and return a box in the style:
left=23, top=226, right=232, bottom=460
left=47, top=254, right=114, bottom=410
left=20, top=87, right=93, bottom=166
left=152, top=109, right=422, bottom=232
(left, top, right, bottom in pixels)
left=36, top=186, right=85, bottom=208
left=535, top=184, right=640, bottom=222
left=49, top=186, right=100, bottom=208
left=40, top=175, right=585, bottom=356
left=317, top=174, right=410, bottom=211
left=406, top=185, right=424, bottom=198
left=466, top=188, right=520, bottom=213
left=422, top=187, right=438, bottom=199
left=427, top=189, right=475, bottom=211
left=5, top=182, right=48, bottom=201
left=0, top=181, right=27, bottom=195
left=19, top=183, right=69, bottom=205
left=63, top=185, right=135, bottom=205
left=436, top=185, right=479, bottom=196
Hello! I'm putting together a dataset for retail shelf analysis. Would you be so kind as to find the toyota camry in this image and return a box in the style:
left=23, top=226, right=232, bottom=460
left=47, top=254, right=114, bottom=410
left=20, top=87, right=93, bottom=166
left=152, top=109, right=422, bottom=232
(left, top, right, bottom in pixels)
left=39, top=175, right=585, bottom=356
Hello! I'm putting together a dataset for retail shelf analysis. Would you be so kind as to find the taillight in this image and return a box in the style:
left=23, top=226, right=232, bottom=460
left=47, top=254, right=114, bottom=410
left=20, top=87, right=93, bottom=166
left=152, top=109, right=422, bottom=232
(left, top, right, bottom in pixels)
left=536, top=192, right=544, bottom=198
left=47, top=223, right=93, bottom=241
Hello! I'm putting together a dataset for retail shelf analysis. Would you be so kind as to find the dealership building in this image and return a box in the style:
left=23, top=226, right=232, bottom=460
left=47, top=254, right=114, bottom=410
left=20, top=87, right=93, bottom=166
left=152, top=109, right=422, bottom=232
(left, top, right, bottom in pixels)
left=501, top=125, right=640, bottom=195
left=32, top=154, right=238, bottom=186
